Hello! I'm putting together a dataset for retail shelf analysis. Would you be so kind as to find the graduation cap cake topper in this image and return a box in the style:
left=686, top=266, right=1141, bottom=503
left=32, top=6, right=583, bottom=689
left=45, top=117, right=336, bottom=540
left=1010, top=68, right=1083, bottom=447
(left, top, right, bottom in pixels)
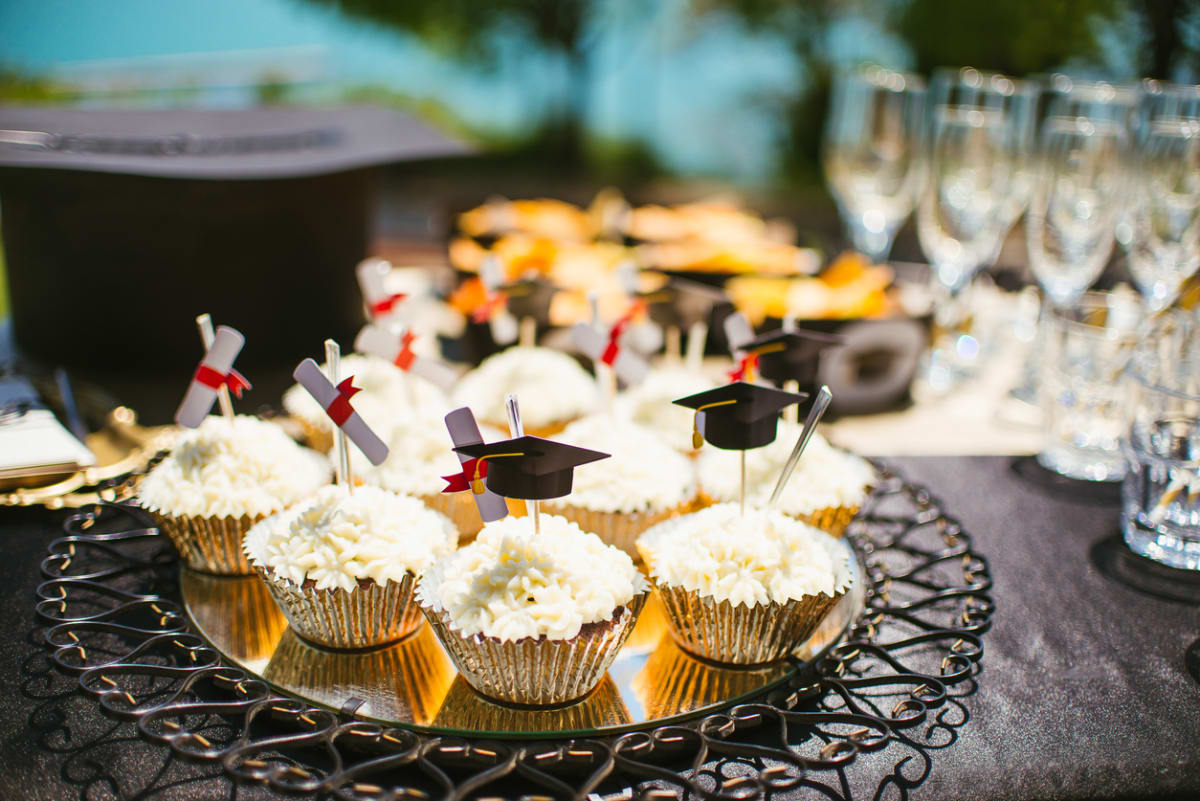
left=743, top=328, right=843, bottom=387
left=674, top=381, right=808, bottom=452
left=451, top=436, right=609, bottom=501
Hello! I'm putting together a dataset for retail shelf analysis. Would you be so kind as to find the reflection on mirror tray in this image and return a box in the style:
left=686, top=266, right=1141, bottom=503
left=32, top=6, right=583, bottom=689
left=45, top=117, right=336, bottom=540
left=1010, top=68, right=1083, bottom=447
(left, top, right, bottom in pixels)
left=435, top=675, right=631, bottom=733
left=179, top=538, right=863, bottom=737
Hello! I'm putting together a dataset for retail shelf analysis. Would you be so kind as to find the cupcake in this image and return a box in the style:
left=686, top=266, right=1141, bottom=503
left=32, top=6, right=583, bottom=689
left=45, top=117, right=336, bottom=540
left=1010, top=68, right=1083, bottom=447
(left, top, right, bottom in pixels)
left=416, top=514, right=648, bottom=705
left=355, top=419, right=508, bottom=540
left=139, top=415, right=329, bottom=574
left=696, top=424, right=874, bottom=536
left=542, top=415, right=698, bottom=559
left=637, top=503, right=851, bottom=665
left=616, top=367, right=716, bottom=453
left=450, top=346, right=598, bottom=436
left=282, top=353, right=448, bottom=452
left=244, top=484, right=457, bottom=649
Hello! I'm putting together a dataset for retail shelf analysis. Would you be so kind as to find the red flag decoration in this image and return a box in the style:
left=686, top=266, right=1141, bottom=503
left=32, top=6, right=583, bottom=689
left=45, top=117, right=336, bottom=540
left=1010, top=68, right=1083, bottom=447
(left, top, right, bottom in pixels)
left=370, top=292, right=407, bottom=318
left=442, top=457, right=488, bottom=493
left=357, top=258, right=410, bottom=323
left=325, top=377, right=361, bottom=427
left=354, top=324, right=458, bottom=392
left=193, top=364, right=251, bottom=398
left=572, top=313, right=650, bottom=386
left=727, top=352, right=759, bottom=383
left=292, top=358, right=389, bottom=465
left=175, top=325, right=251, bottom=428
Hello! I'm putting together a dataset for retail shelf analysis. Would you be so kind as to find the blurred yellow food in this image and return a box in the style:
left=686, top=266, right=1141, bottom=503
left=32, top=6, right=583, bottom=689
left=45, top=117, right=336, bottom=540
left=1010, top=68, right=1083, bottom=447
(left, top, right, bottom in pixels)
left=458, top=197, right=595, bottom=241
left=727, top=251, right=897, bottom=324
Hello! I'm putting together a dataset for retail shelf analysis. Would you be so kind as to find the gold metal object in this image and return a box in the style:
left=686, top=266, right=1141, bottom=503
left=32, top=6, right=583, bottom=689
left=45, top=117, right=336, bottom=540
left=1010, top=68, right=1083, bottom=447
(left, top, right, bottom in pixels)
left=145, top=506, right=260, bottom=575
left=0, top=407, right=175, bottom=508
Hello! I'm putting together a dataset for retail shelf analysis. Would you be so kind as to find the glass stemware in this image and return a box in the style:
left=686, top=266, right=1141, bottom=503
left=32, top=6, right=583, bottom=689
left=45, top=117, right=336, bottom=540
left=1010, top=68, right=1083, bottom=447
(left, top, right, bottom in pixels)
left=1025, top=115, right=1128, bottom=309
left=1122, top=85, right=1200, bottom=310
left=823, top=67, right=927, bottom=264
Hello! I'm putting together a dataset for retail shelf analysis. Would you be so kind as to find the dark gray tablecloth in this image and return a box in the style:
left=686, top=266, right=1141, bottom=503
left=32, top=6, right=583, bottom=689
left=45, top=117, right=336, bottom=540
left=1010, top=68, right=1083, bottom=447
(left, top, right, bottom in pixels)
left=2, top=456, right=1198, bottom=800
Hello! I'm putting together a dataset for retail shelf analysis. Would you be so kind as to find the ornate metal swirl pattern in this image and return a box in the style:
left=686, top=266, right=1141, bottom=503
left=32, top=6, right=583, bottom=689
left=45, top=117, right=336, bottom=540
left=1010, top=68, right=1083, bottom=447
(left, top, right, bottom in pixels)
left=35, top=463, right=993, bottom=800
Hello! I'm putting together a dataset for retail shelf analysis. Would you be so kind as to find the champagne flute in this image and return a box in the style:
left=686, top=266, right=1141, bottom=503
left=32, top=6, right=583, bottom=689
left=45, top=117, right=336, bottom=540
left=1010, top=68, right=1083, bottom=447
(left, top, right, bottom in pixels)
left=1123, top=117, right=1200, bottom=310
left=823, top=67, right=926, bottom=264
left=1026, top=116, right=1128, bottom=309
left=917, top=105, right=1015, bottom=385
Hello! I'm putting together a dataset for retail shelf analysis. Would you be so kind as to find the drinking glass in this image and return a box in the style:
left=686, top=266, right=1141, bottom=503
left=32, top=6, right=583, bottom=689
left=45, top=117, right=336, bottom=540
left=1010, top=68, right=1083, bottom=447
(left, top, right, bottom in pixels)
left=1122, top=313, right=1200, bottom=569
left=1038, top=291, right=1143, bottom=481
left=1122, top=117, right=1200, bottom=311
left=1025, top=116, right=1128, bottom=309
left=916, top=102, right=1015, bottom=387
left=928, top=68, right=1038, bottom=249
left=823, top=67, right=926, bottom=264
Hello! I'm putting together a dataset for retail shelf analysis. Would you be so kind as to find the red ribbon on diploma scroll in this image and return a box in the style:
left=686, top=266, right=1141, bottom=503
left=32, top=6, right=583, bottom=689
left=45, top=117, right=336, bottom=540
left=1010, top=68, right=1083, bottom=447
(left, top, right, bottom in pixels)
left=441, top=457, right=488, bottom=493
left=326, top=377, right=362, bottom=427
left=193, top=364, right=251, bottom=398
left=370, top=293, right=407, bottom=318
left=394, top=331, right=417, bottom=370
left=727, top=353, right=758, bottom=383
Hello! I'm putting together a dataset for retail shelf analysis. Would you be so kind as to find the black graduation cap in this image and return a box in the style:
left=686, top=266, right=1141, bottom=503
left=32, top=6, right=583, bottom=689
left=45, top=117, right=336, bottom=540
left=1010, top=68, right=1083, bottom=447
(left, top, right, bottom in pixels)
left=454, top=435, right=610, bottom=500
left=673, top=381, right=807, bottom=451
left=743, top=329, right=843, bottom=387
left=0, top=105, right=470, bottom=380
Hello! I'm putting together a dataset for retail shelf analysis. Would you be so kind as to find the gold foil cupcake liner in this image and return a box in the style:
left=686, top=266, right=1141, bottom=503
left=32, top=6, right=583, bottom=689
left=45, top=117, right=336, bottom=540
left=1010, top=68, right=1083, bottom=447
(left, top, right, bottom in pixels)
left=654, top=583, right=844, bottom=665
left=433, top=675, right=631, bottom=732
left=420, top=591, right=648, bottom=706
left=692, top=492, right=858, bottom=538
left=254, top=565, right=425, bottom=650
left=263, top=627, right=454, bottom=724
left=144, top=504, right=260, bottom=575
left=541, top=500, right=696, bottom=560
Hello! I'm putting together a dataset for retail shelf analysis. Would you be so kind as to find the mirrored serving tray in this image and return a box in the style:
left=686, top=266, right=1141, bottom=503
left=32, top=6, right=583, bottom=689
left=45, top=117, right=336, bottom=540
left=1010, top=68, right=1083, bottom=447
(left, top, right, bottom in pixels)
left=181, top=538, right=864, bottom=739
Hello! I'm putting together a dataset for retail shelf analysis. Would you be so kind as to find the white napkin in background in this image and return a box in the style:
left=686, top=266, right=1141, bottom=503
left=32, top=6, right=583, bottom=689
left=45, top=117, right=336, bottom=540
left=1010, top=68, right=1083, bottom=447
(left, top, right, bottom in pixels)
left=0, top=377, right=95, bottom=477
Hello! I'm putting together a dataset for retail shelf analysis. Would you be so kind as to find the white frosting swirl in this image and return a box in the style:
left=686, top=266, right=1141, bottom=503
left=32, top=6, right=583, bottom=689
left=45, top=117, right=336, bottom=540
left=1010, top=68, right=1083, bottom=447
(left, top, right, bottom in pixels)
left=616, top=367, right=716, bottom=452
left=244, top=484, right=457, bottom=592
left=697, top=424, right=874, bottom=514
left=282, top=353, right=450, bottom=449
left=356, top=422, right=506, bottom=497
left=637, top=503, right=850, bottom=607
left=417, top=515, right=647, bottom=642
left=139, top=415, right=329, bottom=518
left=451, top=347, right=598, bottom=428
left=557, top=415, right=696, bottom=513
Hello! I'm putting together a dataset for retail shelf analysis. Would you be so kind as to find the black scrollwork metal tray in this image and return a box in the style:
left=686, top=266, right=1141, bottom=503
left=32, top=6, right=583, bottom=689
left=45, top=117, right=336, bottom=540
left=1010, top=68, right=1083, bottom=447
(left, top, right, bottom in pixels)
left=35, top=464, right=993, bottom=799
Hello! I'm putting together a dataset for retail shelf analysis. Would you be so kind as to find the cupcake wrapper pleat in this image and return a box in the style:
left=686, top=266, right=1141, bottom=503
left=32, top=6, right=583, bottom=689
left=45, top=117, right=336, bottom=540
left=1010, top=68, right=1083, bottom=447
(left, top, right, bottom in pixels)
left=541, top=501, right=696, bottom=560
left=254, top=565, right=425, bottom=650
left=655, top=583, right=844, bottom=665
left=420, top=592, right=647, bottom=706
left=145, top=506, right=259, bottom=575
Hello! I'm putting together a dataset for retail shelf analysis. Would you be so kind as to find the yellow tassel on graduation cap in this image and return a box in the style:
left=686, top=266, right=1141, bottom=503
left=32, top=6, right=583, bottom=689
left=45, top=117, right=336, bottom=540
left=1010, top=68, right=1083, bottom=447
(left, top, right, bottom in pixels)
left=470, top=452, right=524, bottom=494
left=691, top=400, right=737, bottom=450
